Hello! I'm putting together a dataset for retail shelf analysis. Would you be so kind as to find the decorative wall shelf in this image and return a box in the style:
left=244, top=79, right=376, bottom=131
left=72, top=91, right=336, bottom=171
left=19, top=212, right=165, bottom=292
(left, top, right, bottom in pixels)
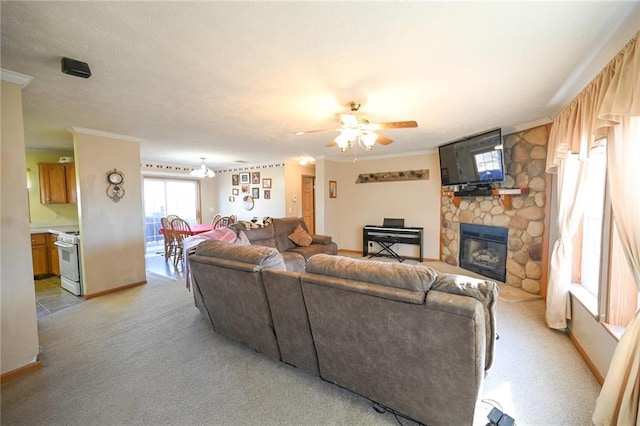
left=442, top=187, right=529, bottom=209
left=356, top=169, right=429, bottom=184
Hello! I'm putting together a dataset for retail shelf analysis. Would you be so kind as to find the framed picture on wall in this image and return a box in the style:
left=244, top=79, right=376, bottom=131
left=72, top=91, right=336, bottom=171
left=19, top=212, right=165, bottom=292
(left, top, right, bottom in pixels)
left=329, top=180, right=337, bottom=198
left=262, top=178, right=272, bottom=189
left=252, top=172, right=261, bottom=184
left=241, top=184, right=250, bottom=193
left=232, top=188, right=239, bottom=196
left=252, top=187, right=260, bottom=199
left=232, top=174, right=239, bottom=186
left=264, top=189, right=271, bottom=200
left=240, top=172, right=250, bottom=184
left=228, top=196, right=235, bottom=202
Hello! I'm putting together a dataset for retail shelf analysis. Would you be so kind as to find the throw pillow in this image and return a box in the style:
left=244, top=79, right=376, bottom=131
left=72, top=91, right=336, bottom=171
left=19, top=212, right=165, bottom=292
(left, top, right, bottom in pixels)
left=234, top=230, right=251, bottom=246
left=288, top=225, right=312, bottom=247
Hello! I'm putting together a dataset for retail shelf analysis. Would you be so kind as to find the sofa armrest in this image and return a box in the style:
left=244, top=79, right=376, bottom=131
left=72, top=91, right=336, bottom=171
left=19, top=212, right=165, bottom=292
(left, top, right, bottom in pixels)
left=311, top=234, right=332, bottom=245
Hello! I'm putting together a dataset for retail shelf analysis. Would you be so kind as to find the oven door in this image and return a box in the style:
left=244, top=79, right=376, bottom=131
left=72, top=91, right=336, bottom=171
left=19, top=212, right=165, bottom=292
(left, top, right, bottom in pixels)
left=54, top=241, right=80, bottom=282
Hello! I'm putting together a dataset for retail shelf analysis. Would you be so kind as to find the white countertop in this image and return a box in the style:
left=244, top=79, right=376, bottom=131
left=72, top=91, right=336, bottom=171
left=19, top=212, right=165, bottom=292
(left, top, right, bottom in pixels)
left=31, top=225, right=79, bottom=234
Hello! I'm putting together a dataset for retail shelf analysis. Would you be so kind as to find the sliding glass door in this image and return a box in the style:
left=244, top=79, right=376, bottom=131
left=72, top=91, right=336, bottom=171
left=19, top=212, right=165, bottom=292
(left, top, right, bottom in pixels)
left=143, top=177, right=200, bottom=255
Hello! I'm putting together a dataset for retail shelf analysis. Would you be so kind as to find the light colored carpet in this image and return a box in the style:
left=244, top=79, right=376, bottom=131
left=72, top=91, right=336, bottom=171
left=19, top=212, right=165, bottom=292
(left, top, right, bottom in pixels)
left=1, top=271, right=598, bottom=426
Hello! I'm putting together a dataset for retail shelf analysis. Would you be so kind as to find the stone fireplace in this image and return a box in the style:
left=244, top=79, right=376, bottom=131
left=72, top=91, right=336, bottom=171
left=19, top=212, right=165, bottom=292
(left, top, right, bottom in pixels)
left=440, top=125, right=550, bottom=295
left=459, top=223, right=508, bottom=282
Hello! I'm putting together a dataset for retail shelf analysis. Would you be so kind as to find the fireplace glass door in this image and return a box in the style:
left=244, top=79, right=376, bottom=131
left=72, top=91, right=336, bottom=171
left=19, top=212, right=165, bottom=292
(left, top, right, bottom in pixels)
left=459, top=223, right=508, bottom=282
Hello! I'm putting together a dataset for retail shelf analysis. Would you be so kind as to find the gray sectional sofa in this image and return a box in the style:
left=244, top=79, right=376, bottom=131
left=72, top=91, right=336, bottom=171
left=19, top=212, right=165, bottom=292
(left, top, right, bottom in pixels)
left=230, top=216, right=338, bottom=271
left=188, top=240, right=498, bottom=426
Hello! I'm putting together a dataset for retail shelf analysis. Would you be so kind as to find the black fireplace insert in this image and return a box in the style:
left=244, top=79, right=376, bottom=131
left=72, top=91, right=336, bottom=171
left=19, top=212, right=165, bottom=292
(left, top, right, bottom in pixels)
left=459, top=223, right=508, bottom=282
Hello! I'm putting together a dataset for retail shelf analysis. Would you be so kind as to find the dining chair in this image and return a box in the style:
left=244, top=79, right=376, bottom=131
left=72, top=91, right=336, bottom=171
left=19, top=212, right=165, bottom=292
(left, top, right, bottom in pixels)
left=171, top=218, right=193, bottom=266
left=166, top=214, right=180, bottom=222
left=160, top=217, right=177, bottom=263
left=213, top=215, right=234, bottom=229
left=210, top=214, right=222, bottom=226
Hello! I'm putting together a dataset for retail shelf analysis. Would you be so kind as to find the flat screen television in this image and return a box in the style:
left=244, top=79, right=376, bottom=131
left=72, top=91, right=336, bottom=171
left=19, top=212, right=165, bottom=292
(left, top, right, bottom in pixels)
left=438, top=128, right=505, bottom=188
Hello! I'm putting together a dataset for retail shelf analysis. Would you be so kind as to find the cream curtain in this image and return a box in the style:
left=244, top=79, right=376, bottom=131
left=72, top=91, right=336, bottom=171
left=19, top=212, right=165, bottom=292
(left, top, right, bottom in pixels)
left=592, top=117, right=640, bottom=425
left=545, top=31, right=639, bottom=425
left=545, top=154, right=589, bottom=329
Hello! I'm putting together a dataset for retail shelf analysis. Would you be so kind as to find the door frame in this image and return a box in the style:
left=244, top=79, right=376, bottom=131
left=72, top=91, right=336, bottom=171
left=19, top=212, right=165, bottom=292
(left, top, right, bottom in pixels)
left=301, top=174, right=315, bottom=234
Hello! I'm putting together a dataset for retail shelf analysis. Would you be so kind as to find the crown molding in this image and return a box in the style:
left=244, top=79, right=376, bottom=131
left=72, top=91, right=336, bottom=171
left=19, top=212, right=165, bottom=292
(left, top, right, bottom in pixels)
left=503, top=118, right=553, bottom=135
left=0, top=68, right=33, bottom=88
left=67, top=127, right=142, bottom=143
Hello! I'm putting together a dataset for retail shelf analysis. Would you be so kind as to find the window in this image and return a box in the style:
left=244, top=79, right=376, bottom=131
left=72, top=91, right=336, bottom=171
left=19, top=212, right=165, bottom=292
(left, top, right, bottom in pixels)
left=572, top=141, right=640, bottom=335
left=143, top=177, right=200, bottom=255
left=578, top=146, right=607, bottom=296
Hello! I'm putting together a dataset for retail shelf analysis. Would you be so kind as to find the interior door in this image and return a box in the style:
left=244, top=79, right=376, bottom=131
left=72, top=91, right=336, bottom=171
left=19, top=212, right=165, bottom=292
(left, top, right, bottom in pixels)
left=301, top=175, right=315, bottom=234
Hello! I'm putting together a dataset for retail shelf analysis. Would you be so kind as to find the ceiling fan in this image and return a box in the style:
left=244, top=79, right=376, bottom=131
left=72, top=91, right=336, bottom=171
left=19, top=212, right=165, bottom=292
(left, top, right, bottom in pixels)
left=295, top=101, right=418, bottom=153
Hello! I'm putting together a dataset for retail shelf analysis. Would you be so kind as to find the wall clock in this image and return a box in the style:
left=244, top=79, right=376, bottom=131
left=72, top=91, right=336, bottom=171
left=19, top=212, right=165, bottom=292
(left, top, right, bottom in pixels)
left=108, top=170, right=124, bottom=185
left=242, top=195, right=254, bottom=211
left=106, top=169, right=125, bottom=202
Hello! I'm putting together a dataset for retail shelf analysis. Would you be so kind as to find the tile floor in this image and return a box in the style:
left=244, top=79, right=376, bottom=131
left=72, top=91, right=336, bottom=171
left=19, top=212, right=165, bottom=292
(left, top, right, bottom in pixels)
left=35, top=254, right=185, bottom=319
left=34, top=276, right=84, bottom=318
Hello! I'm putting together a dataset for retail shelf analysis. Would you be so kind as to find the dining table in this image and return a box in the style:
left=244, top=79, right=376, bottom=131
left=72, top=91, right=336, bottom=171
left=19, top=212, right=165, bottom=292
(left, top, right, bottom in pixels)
left=159, top=223, right=214, bottom=235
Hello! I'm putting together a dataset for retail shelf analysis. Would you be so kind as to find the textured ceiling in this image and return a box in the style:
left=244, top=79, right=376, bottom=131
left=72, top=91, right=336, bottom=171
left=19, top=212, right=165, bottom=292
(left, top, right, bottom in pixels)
left=1, top=1, right=638, bottom=170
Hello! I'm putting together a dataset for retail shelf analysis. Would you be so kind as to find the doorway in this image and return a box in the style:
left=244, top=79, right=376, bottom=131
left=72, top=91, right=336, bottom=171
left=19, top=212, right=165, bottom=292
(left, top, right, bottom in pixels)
left=301, top=175, right=315, bottom=234
left=143, top=177, right=200, bottom=255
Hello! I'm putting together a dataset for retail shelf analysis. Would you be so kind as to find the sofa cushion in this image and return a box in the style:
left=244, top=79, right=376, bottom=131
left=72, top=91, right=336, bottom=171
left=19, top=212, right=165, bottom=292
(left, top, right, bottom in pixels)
left=194, top=239, right=285, bottom=271
left=279, top=251, right=306, bottom=272
left=305, top=254, right=437, bottom=292
left=273, top=217, right=309, bottom=252
left=288, top=225, right=313, bottom=247
left=233, top=222, right=277, bottom=248
left=288, top=243, right=338, bottom=260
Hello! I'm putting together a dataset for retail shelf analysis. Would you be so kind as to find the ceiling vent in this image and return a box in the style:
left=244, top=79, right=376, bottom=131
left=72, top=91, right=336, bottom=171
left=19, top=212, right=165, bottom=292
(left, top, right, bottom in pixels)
left=61, top=57, right=91, bottom=79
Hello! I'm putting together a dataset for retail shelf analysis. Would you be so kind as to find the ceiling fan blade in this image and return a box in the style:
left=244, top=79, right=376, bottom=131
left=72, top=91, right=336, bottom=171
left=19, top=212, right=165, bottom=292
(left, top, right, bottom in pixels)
left=376, top=135, right=394, bottom=145
left=368, top=120, right=418, bottom=130
left=294, top=128, right=338, bottom=135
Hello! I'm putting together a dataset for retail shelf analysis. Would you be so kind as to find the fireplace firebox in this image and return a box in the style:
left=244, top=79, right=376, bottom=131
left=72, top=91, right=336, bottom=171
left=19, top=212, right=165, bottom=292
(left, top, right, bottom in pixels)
left=459, top=223, right=508, bottom=282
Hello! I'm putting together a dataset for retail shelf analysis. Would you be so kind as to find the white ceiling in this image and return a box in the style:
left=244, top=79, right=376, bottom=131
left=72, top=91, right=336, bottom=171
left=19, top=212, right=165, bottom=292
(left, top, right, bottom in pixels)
left=1, top=1, right=638, bottom=170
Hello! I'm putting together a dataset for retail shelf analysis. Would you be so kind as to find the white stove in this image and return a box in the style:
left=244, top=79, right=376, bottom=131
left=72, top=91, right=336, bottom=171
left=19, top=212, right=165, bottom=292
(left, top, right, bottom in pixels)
left=54, top=231, right=82, bottom=296
left=57, top=231, right=80, bottom=244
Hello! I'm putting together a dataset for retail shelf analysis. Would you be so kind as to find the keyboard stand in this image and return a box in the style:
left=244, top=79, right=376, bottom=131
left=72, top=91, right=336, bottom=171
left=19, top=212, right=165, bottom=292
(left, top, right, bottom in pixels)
left=369, top=238, right=405, bottom=262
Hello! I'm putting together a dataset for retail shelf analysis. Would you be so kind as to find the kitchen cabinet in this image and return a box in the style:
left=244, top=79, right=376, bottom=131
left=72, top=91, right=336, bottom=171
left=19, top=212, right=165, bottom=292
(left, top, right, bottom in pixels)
left=47, top=233, right=60, bottom=276
left=31, top=233, right=49, bottom=277
left=38, top=163, right=77, bottom=204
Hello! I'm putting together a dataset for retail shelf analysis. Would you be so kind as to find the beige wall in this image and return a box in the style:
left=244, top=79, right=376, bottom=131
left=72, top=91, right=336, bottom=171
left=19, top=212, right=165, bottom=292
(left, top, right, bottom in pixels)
left=72, top=129, right=146, bottom=296
left=1, top=79, right=40, bottom=375
left=26, top=149, right=78, bottom=226
left=317, top=153, right=441, bottom=259
left=202, top=164, right=287, bottom=223
left=314, top=158, right=340, bottom=237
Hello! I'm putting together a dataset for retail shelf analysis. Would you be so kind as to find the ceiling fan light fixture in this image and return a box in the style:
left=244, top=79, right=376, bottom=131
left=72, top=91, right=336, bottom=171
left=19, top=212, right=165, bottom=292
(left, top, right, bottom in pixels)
left=360, top=132, right=377, bottom=150
left=190, top=157, right=215, bottom=178
left=335, top=133, right=351, bottom=152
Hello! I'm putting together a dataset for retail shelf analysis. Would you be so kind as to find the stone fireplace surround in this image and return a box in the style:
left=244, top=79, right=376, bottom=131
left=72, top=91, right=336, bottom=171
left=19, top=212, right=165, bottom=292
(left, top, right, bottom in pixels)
left=440, top=125, right=550, bottom=295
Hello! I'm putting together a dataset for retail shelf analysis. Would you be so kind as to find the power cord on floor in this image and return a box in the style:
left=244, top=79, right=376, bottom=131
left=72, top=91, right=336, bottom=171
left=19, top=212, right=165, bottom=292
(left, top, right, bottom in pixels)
left=372, top=402, right=426, bottom=426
